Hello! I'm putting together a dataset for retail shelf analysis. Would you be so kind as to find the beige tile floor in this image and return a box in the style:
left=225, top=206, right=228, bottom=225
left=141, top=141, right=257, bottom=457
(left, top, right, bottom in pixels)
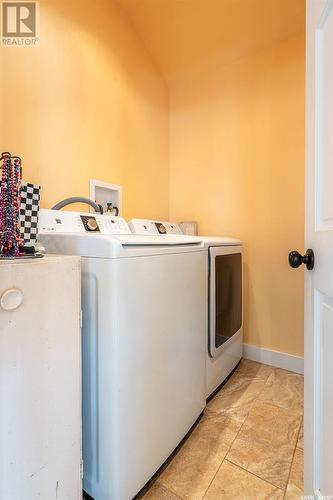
left=140, top=359, right=304, bottom=500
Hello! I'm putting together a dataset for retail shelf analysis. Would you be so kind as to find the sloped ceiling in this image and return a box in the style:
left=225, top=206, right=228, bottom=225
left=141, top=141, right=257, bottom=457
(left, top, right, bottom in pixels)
left=116, top=0, right=305, bottom=82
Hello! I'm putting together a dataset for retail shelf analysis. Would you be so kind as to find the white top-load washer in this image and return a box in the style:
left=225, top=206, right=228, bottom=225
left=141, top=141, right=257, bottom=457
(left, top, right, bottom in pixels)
left=129, top=220, right=243, bottom=399
left=38, top=210, right=207, bottom=500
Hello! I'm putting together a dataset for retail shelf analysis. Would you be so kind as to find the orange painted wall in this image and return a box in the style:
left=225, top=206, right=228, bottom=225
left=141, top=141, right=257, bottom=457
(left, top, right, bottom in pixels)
left=0, top=0, right=169, bottom=220
left=169, top=34, right=305, bottom=356
left=0, top=0, right=305, bottom=357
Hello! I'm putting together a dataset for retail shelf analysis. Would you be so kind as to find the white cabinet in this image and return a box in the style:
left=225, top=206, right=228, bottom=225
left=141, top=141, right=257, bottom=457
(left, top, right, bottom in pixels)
left=0, top=256, right=82, bottom=500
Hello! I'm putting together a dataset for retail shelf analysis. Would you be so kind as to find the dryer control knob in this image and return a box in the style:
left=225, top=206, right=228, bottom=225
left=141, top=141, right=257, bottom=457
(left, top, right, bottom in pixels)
left=0, top=288, right=24, bottom=311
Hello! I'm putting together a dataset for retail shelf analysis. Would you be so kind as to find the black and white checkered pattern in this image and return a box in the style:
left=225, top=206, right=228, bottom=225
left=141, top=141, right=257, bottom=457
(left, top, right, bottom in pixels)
left=20, top=183, right=41, bottom=245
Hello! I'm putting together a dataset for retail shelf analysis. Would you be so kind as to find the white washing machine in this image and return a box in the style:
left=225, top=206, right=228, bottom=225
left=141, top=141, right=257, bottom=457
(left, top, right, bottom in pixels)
left=129, top=220, right=243, bottom=399
left=38, top=210, right=207, bottom=500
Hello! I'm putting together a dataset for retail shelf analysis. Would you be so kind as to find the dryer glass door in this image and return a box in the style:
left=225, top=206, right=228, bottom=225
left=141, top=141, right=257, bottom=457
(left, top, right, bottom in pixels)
left=209, top=246, right=242, bottom=357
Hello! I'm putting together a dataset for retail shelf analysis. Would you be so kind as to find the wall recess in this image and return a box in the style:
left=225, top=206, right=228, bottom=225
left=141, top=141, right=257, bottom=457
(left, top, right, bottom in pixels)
left=89, top=179, right=122, bottom=216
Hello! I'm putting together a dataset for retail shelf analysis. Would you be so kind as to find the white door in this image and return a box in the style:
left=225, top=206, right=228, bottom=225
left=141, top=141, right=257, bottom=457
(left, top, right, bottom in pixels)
left=304, top=0, right=333, bottom=495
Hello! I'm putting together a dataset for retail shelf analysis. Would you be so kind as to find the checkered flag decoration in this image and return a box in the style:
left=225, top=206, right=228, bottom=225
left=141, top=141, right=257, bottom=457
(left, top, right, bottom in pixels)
left=20, top=183, right=41, bottom=246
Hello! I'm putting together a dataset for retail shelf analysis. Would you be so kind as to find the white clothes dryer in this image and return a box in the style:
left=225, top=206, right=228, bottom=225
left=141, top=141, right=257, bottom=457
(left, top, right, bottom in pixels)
left=129, top=220, right=243, bottom=399
left=201, top=236, right=243, bottom=398
left=38, top=210, right=207, bottom=500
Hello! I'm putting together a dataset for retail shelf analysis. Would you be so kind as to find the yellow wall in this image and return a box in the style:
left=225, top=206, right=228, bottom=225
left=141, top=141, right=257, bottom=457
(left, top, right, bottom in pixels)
left=0, top=0, right=169, bottom=220
left=169, top=34, right=305, bottom=356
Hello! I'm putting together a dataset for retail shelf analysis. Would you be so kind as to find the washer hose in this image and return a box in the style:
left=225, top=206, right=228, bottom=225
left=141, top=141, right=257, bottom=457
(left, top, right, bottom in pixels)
left=52, top=197, right=103, bottom=214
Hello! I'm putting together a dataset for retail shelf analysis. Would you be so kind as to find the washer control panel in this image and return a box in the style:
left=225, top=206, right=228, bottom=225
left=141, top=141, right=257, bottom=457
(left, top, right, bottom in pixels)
left=128, top=219, right=183, bottom=235
left=39, top=209, right=131, bottom=235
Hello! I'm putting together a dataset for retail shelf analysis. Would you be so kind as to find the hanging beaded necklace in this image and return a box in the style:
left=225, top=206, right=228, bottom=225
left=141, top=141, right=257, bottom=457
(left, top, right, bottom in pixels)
left=0, top=152, right=22, bottom=257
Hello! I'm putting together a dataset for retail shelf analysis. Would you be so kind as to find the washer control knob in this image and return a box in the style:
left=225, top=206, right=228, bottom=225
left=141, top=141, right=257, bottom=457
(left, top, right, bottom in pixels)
left=86, top=218, right=99, bottom=231
left=156, top=223, right=167, bottom=234
left=0, top=288, right=24, bottom=311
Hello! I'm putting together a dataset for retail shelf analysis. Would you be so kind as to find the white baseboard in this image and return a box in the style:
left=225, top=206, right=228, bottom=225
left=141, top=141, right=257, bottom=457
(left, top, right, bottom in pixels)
left=243, top=343, right=304, bottom=375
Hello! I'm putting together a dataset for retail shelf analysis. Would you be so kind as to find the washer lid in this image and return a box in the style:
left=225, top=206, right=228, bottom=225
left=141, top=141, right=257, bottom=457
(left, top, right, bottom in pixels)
left=116, top=234, right=200, bottom=245
left=38, top=233, right=205, bottom=258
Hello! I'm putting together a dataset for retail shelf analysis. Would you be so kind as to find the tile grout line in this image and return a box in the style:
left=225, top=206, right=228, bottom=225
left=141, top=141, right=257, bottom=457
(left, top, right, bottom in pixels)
left=225, top=400, right=303, bottom=493
left=201, top=366, right=274, bottom=498
left=156, top=480, right=184, bottom=500
left=224, top=459, right=285, bottom=492
left=200, top=441, right=239, bottom=498
left=225, top=450, right=287, bottom=491
left=296, top=417, right=303, bottom=452
left=282, top=418, right=303, bottom=499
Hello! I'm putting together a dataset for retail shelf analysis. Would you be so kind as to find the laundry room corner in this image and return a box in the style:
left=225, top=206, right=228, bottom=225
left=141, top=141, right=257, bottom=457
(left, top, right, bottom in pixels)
left=0, top=0, right=170, bottom=221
